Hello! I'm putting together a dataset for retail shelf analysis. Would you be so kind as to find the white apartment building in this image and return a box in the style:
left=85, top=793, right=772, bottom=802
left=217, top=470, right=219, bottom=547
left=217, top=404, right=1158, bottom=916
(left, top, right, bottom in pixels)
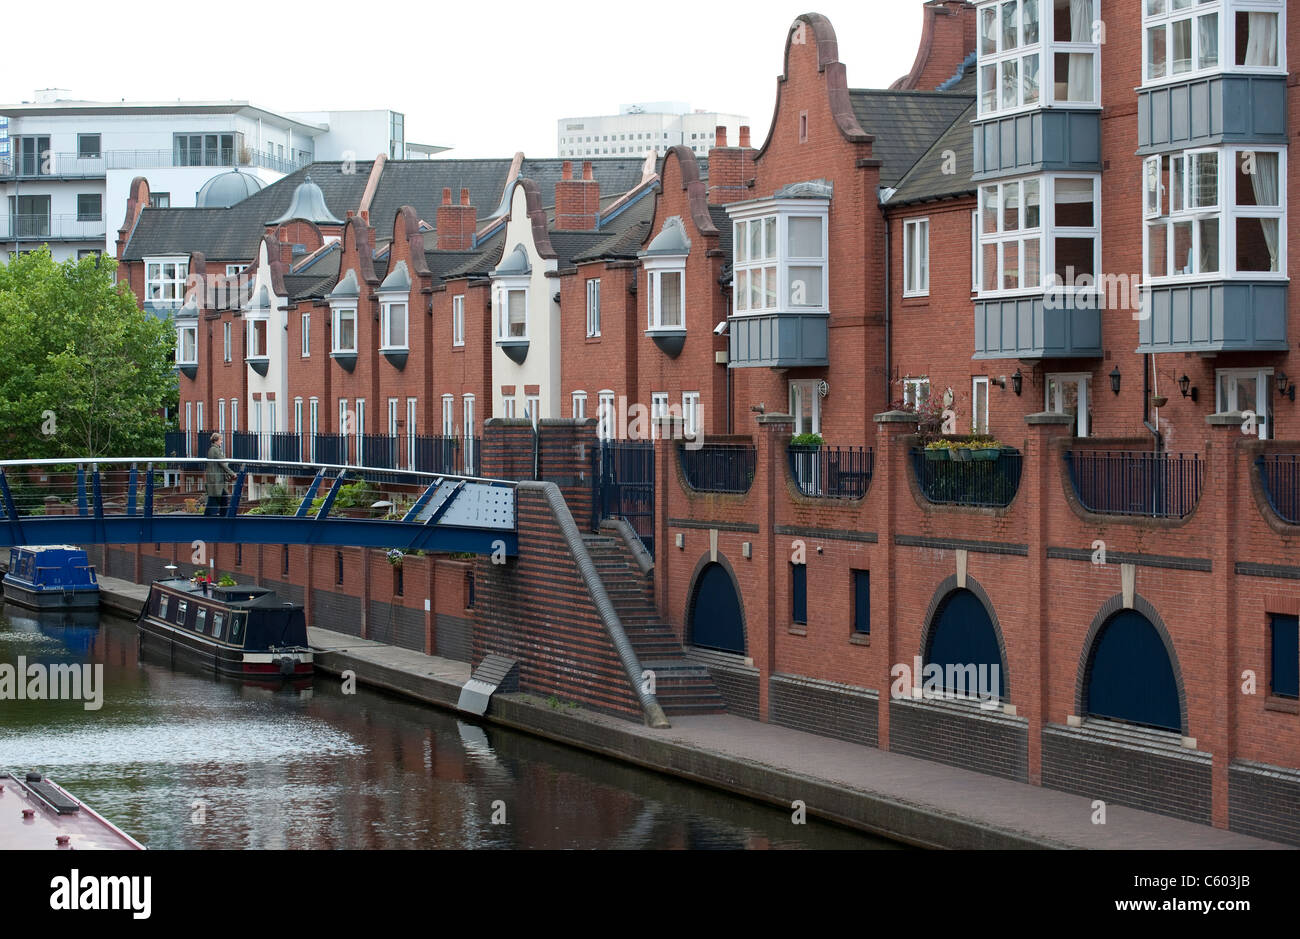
left=557, top=102, right=748, bottom=160
left=0, top=90, right=447, bottom=262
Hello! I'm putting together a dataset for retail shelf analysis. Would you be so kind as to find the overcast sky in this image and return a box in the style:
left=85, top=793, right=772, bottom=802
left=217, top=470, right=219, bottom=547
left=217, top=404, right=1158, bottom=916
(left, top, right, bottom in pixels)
left=3, top=0, right=925, bottom=159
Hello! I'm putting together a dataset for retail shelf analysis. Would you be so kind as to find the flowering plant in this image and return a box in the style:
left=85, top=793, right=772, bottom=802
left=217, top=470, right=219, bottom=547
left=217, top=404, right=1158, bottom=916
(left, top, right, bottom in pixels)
left=386, top=549, right=405, bottom=568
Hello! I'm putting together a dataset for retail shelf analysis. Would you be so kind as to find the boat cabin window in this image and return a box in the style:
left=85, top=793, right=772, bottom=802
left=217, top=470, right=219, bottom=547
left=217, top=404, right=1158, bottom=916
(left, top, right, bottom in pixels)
left=230, top=614, right=245, bottom=644
left=175, top=600, right=188, bottom=624
left=212, top=613, right=225, bottom=641
left=158, top=594, right=169, bottom=618
left=195, top=608, right=207, bottom=634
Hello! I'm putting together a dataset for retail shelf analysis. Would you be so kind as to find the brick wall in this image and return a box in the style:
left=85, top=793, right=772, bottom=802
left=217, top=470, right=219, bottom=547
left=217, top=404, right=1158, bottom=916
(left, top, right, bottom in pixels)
left=891, top=698, right=1029, bottom=782
left=1228, top=759, right=1300, bottom=847
left=769, top=673, right=879, bottom=748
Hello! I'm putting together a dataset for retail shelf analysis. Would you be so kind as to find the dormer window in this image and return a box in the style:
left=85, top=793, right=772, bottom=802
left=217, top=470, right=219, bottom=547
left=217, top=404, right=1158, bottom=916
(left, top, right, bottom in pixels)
left=176, top=324, right=197, bottom=365
left=730, top=202, right=829, bottom=313
left=381, top=300, right=408, bottom=349
left=333, top=307, right=357, bottom=353
left=639, top=216, right=691, bottom=357
left=145, top=258, right=188, bottom=305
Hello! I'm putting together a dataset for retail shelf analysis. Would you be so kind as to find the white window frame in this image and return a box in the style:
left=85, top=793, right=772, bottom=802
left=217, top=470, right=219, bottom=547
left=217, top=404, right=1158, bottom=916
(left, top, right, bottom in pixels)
left=442, top=395, right=455, bottom=436
left=452, top=294, right=465, bottom=346
left=502, top=396, right=517, bottom=419
left=598, top=390, right=616, bottom=440
left=225, top=264, right=248, bottom=278
left=294, top=397, right=303, bottom=435
left=309, top=398, right=319, bottom=460
left=406, top=398, right=418, bottom=469
left=1045, top=372, right=1091, bottom=437
left=331, top=304, right=358, bottom=354
left=971, top=210, right=981, bottom=292
left=355, top=399, right=366, bottom=446
left=972, top=376, right=990, bottom=435
left=730, top=202, right=830, bottom=316
left=903, top=217, right=930, bottom=297
left=1217, top=367, right=1272, bottom=438
left=525, top=393, right=541, bottom=428
left=645, top=261, right=686, bottom=332
left=682, top=391, right=701, bottom=438
left=979, top=173, right=1100, bottom=299
left=586, top=278, right=602, bottom=337
left=1143, top=146, right=1286, bottom=282
left=338, top=398, right=349, bottom=438
left=231, top=398, right=239, bottom=433
left=380, top=297, right=409, bottom=351
left=495, top=282, right=529, bottom=341
left=789, top=380, right=822, bottom=435
left=176, top=323, right=198, bottom=365
left=388, top=397, right=400, bottom=438
left=301, top=313, right=311, bottom=357
left=1142, top=0, right=1285, bottom=88
left=218, top=399, right=226, bottom=434
left=902, top=377, right=931, bottom=411
left=185, top=401, right=192, bottom=433
left=246, top=316, right=269, bottom=360
left=223, top=322, right=232, bottom=363
left=462, top=395, right=476, bottom=474
left=976, top=0, right=1100, bottom=117
left=144, top=257, right=188, bottom=306
left=196, top=401, right=204, bottom=434
left=572, top=391, right=588, bottom=420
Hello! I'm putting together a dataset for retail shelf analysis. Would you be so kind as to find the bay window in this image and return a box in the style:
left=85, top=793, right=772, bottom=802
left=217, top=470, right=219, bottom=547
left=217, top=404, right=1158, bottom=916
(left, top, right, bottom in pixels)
left=247, top=318, right=268, bottom=359
left=647, top=268, right=684, bottom=330
left=979, top=174, right=1099, bottom=296
left=176, top=324, right=197, bottom=365
left=381, top=299, right=408, bottom=349
left=1144, top=1, right=1284, bottom=84
left=497, top=286, right=527, bottom=339
left=977, top=0, right=1098, bottom=116
left=332, top=306, right=357, bottom=353
left=1144, top=146, right=1284, bottom=280
left=731, top=207, right=828, bottom=313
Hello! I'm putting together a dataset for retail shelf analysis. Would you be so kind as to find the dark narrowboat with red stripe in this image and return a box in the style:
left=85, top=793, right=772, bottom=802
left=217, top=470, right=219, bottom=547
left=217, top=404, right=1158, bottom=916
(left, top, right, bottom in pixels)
left=137, top=579, right=313, bottom=680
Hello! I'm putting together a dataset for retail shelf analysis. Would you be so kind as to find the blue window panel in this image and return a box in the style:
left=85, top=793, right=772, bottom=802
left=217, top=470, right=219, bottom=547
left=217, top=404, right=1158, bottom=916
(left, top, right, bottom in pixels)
left=1271, top=614, right=1299, bottom=699
left=852, top=569, right=870, bottom=635
left=1086, top=610, right=1181, bottom=732
left=792, top=564, right=807, bottom=625
left=690, top=562, right=746, bottom=654
left=925, top=588, right=1005, bottom=699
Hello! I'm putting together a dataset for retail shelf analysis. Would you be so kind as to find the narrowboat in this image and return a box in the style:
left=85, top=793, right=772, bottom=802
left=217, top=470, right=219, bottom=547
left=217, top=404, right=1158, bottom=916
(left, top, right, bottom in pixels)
left=0, top=770, right=145, bottom=850
left=2, top=545, right=99, bottom=612
left=136, top=579, right=313, bottom=680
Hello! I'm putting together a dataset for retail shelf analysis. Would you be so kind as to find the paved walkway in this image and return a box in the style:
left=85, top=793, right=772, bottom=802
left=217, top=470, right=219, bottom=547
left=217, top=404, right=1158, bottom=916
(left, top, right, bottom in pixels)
left=305, top=626, right=1283, bottom=850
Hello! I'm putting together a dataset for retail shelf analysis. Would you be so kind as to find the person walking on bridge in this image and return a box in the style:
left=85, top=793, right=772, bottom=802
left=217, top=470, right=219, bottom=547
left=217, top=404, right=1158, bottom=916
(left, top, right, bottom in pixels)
left=205, top=432, right=236, bottom=516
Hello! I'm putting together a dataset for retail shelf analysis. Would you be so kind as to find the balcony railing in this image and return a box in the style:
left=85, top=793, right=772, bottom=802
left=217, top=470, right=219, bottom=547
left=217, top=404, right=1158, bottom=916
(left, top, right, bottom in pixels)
left=0, top=214, right=106, bottom=241
left=0, top=148, right=308, bottom=178
left=680, top=443, right=757, bottom=494
left=910, top=447, right=1023, bottom=508
left=1256, top=454, right=1300, bottom=524
left=788, top=445, right=873, bottom=499
left=1064, top=450, right=1203, bottom=519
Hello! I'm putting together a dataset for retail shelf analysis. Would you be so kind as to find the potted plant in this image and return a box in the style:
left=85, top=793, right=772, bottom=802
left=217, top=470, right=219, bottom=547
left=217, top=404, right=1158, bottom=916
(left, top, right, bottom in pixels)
left=217, top=574, right=237, bottom=587
left=1151, top=394, right=1168, bottom=408
left=789, top=432, right=825, bottom=450
left=386, top=549, right=405, bottom=568
left=924, top=439, right=953, bottom=461
left=971, top=439, right=1004, bottom=461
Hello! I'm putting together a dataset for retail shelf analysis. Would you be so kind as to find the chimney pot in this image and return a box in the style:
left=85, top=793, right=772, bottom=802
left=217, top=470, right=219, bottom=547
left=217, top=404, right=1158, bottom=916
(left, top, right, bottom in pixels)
left=460, top=188, right=471, bottom=205
left=716, top=125, right=727, bottom=147
left=582, top=161, right=593, bottom=181
left=442, top=187, right=452, bottom=204
left=561, top=160, right=573, bottom=180
left=739, top=126, right=751, bottom=148
left=360, top=209, right=369, bottom=222
left=346, top=210, right=355, bottom=218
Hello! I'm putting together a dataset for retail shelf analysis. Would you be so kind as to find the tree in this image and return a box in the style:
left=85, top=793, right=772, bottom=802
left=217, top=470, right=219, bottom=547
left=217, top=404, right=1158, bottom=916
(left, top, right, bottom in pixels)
left=0, top=248, right=177, bottom=459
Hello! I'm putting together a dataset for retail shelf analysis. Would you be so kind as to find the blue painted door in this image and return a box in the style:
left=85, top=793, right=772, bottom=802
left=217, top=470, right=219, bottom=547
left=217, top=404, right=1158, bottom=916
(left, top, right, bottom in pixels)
left=1086, top=610, right=1181, bottom=732
left=925, top=589, right=1005, bottom=699
left=690, top=563, right=745, bottom=654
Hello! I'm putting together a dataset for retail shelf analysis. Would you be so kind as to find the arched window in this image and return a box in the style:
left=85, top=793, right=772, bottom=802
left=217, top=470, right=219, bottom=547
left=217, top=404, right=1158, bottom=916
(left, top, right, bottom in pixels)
left=1085, top=610, right=1181, bottom=732
left=689, top=563, right=745, bottom=654
left=925, top=588, right=1006, bottom=700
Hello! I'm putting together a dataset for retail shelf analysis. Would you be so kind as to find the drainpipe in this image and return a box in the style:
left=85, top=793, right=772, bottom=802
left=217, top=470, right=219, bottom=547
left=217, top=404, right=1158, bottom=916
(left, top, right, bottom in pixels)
left=1143, top=353, right=1162, bottom=451
left=883, top=213, right=892, bottom=409
left=719, top=269, right=733, bottom=434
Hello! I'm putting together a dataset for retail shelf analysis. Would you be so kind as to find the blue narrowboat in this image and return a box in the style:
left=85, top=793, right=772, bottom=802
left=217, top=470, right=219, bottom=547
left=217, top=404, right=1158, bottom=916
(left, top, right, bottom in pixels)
left=2, top=546, right=100, bottom=612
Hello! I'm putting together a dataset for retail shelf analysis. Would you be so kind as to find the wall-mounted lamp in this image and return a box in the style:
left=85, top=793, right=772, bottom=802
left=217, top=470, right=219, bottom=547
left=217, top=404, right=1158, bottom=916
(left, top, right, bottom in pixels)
left=1277, top=371, right=1296, bottom=402
left=1011, top=369, right=1023, bottom=397
left=1109, top=366, right=1122, bottom=396
left=992, top=375, right=1007, bottom=390
left=1178, top=374, right=1199, bottom=403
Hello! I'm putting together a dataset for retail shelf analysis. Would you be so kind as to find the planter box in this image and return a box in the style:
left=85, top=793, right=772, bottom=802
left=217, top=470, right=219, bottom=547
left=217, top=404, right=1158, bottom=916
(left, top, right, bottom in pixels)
left=925, top=448, right=951, bottom=462
left=971, top=447, right=1002, bottom=462
left=952, top=447, right=974, bottom=462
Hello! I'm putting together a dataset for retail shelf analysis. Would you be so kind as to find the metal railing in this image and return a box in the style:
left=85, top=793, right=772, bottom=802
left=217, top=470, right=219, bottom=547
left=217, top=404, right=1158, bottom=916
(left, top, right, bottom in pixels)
left=0, top=214, right=106, bottom=241
left=910, top=447, right=1023, bottom=508
left=0, top=149, right=308, bottom=177
left=788, top=445, right=873, bottom=499
left=1256, top=453, right=1300, bottom=524
left=1064, top=450, right=1203, bottom=519
left=679, top=443, right=757, bottom=494
left=170, top=431, right=477, bottom=479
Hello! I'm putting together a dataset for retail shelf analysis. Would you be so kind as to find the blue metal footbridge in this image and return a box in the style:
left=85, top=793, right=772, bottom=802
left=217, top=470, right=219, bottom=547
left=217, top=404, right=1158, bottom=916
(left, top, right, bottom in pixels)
left=0, top=458, right=517, bottom=555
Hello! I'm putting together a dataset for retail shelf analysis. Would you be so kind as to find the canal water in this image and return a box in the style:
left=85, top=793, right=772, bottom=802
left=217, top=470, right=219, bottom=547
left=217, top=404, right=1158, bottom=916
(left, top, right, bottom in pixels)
left=0, top=607, right=899, bottom=850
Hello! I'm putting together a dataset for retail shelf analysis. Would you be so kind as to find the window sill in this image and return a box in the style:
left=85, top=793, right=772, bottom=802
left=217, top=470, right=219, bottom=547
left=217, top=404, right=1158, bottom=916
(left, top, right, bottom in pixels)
left=1265, top=696, right=1300, bottom=714
left=902, top=291, right=930, bottom=301
left=849, top=633, right=870, bottom=646
left=788, top=625, right=807, bottom=637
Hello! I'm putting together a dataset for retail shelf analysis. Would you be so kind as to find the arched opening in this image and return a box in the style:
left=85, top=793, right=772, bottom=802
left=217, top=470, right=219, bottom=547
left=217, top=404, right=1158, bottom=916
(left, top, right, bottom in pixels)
left=924, top=588, right=1006, bottom=700
left=688, top=562, right=746, bottom=654
left=1084, top=609, right=1181, bottom=732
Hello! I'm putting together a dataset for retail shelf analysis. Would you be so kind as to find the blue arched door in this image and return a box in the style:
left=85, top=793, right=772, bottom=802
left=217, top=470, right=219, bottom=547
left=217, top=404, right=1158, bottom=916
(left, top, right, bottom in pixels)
left=925, top=588, right=1005, bottom=699
left=1085, top=610, right=1181, bottom=732
left=689, top=563, right=746, bottom=654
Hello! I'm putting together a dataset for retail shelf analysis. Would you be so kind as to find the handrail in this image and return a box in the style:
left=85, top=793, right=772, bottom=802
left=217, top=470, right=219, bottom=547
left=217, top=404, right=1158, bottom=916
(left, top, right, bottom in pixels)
left=1064, top=450, right=1202, bottom=520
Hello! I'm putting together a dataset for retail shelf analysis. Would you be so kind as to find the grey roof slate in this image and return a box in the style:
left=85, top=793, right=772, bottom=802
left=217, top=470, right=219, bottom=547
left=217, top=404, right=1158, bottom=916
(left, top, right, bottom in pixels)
left=887, top=100, right=977, bottom=206
left=848, top=87, right=975, bottom=187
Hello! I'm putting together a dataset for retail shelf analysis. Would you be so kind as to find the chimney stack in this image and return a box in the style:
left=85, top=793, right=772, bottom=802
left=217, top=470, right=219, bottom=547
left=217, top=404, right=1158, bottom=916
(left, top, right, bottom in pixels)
left=707, top=126, right=756, bottom=205
left=715, top=125, right=727, bottom=148
left=437, top=187, right=477, bottom=250
left=555, top=159, right=599, bottom=230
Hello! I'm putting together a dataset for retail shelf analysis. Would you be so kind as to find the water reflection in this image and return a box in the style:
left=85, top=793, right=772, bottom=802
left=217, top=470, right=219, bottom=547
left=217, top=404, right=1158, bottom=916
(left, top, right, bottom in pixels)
left=0, top=610, right=898, bottom=850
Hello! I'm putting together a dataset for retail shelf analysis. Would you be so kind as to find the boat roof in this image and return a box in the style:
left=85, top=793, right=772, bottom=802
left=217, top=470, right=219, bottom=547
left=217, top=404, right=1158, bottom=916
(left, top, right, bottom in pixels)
left=0, top=771, right=144, bottom=850
left=154, top=578, right=300, bottom=610
left=12, top=545, right=88, bottom=553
